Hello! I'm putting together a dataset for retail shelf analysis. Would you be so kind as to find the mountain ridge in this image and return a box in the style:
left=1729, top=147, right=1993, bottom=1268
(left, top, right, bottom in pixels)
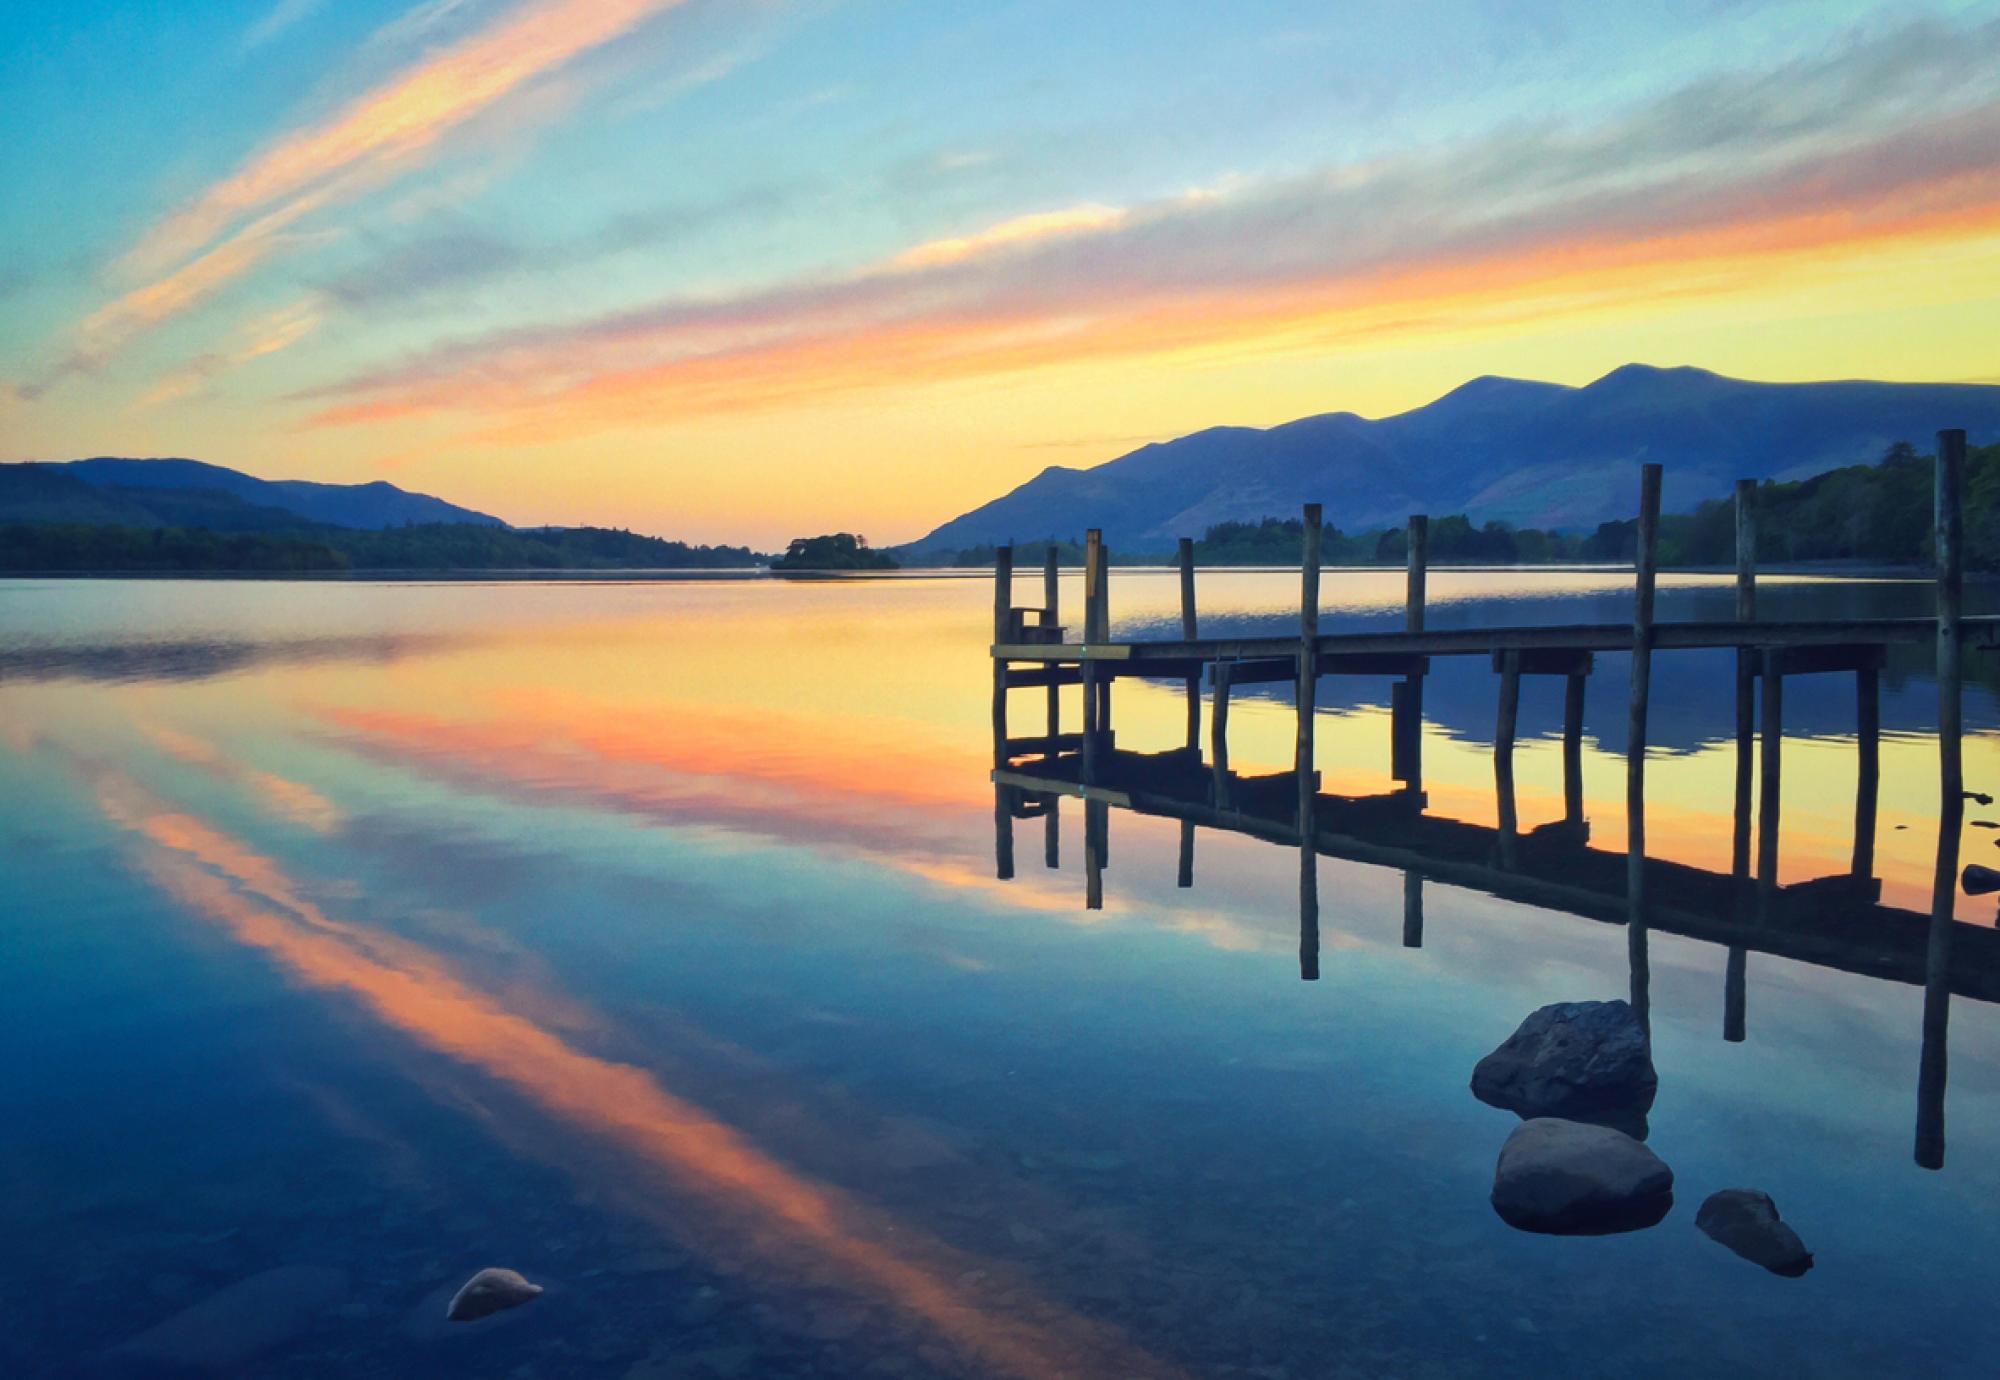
left=903, top=365, right=2000, bottom=554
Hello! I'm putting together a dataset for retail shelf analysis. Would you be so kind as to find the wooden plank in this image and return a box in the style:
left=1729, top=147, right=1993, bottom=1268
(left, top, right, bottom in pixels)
left=1005, top=665, right=1083, bottom=689
left=1321, top=652, right=1430, bottom=676
left=1500, top=647, right=1594, bottom=677
left=1003, top=731, right=1086, bottom=756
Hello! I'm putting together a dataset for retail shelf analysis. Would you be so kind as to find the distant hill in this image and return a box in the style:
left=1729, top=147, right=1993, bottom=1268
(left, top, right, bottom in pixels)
left=0, top=459, right=765, bottom=572
left=44, top=456, right=503, bottom=530
left=902, top=365, right=2000, bottom=554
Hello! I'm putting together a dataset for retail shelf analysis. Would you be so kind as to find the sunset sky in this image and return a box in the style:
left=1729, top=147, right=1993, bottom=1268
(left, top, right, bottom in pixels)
left=4, top=0, right=2000, bottom=546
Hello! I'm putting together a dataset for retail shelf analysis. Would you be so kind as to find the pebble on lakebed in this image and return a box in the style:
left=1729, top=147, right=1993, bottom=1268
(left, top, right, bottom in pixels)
left=447, top=1267, right=544, bottom=1322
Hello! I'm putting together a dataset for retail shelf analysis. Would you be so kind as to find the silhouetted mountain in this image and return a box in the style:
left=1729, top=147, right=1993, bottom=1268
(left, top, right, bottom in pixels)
left=904, top=366, right=2000, bottom=554
left=48, top=457, right=503, bottom=530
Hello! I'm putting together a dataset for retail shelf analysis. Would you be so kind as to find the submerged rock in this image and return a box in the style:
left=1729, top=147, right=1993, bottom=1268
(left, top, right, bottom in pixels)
left=1961, top=864, right=2000, bottom=896
left=1696, top=1189, right=1813, bottom=1276
left=1472, top=1000, right=1658, bottom=1130
left=102, top=1265, right=349, bottom=1373
left=1490, top=1117, right=1674, bottom=1235
left=447, top=1267, right=544, bottom=1323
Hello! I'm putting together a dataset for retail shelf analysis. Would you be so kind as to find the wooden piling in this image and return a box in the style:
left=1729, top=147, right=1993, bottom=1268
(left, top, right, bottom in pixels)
left=1729, top=479, right=1756, bottom=1038
left=1044, top=794, right=1060, bottom=870
left=1094, top=536, right=1112, bottom=729
left=1299, top=504, right=1322, bottom=981
left=994, top=784, right=1015, bottom=880
left=1081, top=530, right=1102, bottom=776
left=1758, top=656, right=1782, bottom=904
left=1211, top=660, right=1233, bottom=807
left=1180, top=536, right=1200, bottom=752
left=1627, top=463, right=1662, bottom=1032
left=1854, top=664, right=1880, bottom=880
left=1561, top=671, right=1585, bottom=826
left=1494, top=649, right=1521, bottom=869
left=1177, top=818, right=1195, bottom=889
left=992, top=544, right=1013, bottom=766
left=1732, top=480, right=1758, bottom=882
left=1402, top=869, right=1424, bottom=948
left=1397, top=515, right=1429, bottom=788
left=1918, top=429, right=1966, bottom=1169
left=1085, top=798, right=1107, bottom=911
left=1043, top=546, right=1061, bottom=743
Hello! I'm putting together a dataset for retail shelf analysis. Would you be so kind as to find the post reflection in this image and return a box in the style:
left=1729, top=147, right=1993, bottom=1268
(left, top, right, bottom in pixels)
left=991, top=661, right=1990, bottom=1169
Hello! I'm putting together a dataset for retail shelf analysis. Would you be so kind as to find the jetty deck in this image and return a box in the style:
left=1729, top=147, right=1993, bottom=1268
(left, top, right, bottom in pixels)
left=987, top=435, right=1987, bottom=1168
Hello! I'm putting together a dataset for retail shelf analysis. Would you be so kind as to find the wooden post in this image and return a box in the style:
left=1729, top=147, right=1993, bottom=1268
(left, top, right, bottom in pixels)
left=1211, top=661, right=1233, bottom=808
left=1758, top=653, right=1782, bottom=904
left=1094, top=537, right=1112, bottom=730
left=1402, top=869, right=1424, bottom=949
left=1177, top=818, right=1194, bottom=889
left=1081, top=530, right=1102, bottom=777
left=1854, top=664, right=1880, bottom=880
left=1299, top=504, right=1322, bottom=981
left=1043, top=546, right=1061, bottom=744
left=994, top=784, right=1015, bottom=880
left=1044, top=794, right=1060, bottom=870
left=1917, top=429, right=1966, bottom=1169
left=1627, top=464, right=1662, bottom=1033
left=1732, top=480, right=1758, bottom=884
left=1179, top=537, right=1200, bottom=751
left=1728, top=479, right=1756, bottom=1038
left=1397, top=515, right=1429, bottom=789
left=1494, top=649, right=1521, bottom=869
left=1084, top=798, right=1107, bottom=911
left=992, top=544, right=1013, bottom=765
left=1561, top=671, right=1585, bottom=827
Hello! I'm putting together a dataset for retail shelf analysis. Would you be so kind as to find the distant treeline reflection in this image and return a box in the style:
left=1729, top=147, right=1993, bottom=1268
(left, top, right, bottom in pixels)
left=932, top=439, right=2000, bottom=569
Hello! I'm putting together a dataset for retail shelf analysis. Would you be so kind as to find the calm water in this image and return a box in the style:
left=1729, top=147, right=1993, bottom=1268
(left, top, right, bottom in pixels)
left=3, top=570, right=1999, bottom=1378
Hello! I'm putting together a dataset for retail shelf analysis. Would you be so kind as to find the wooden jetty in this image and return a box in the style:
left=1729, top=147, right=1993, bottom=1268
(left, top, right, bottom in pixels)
left=988, top=437, right=1992, bottom=1167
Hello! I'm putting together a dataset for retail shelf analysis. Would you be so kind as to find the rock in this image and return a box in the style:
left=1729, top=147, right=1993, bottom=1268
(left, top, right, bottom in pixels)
left=1696, top=1189, right=1813, bottom=1276
left=1962, top=864, right=2000, bottom=895
left=1471, top=1000, right=1658, bottom=1130
left=102, top=1265, right=349, bottom=1374
left=1490, top=1118, right=1674, bottom=1235
left=446, top=1267, right=543, bottom=1323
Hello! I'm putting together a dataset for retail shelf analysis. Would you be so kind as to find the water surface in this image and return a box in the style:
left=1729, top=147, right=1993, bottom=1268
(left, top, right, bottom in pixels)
left=3, top=570, right=1997, bottom=1377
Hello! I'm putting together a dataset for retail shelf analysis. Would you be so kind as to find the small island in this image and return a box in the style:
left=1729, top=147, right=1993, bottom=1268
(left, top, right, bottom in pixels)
left=770, top=532, right=899, bottom=571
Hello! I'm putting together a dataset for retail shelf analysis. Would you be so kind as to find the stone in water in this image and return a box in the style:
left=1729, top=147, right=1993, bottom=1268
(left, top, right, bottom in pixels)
left=446, top=1267, right=544, bottom=1322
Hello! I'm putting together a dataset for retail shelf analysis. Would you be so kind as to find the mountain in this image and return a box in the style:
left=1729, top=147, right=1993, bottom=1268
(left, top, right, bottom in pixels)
left=44, top=457, right=503, bottom=530
left=903, top=366, right=2000, bottom=554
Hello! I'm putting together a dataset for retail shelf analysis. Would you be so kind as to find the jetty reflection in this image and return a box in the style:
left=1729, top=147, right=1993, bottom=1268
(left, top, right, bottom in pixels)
left=991, top=442, right=1990, bottom=1170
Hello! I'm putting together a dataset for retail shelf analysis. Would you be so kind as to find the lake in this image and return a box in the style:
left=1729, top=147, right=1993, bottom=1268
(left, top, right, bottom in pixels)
left=3, top=569, right=1998, bottom=1378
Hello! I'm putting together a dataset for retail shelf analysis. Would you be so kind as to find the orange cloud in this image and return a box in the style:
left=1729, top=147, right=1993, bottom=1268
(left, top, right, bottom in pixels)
left=142, top=723, right=343, bottom=833
left=303, top=99, right=2000, bottom=442
left=94, top=773, right=1177, bottom=1378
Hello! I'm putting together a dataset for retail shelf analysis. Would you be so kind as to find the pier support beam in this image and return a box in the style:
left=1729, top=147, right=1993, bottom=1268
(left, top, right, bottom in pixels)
left=1299, top=503, right=1322, bottom=981
left=1854, top=664, right=1880, bottom=881
left=1081, top=529, right=1103, bottom=779
left=1758, top=657, right=1783, bottom=907
left=1402, top=869, right=1424, bottom=949
left=1918, top=428, right=1966, bottom=1170
left=1728, top=478, right=1756, bottom=1040
left=1043, top=546, right=1061, bottom=744
left=1395, top=515, right=1429, bottom=793
left=1180, top=537, right=1200, bottom=752
left=1626, top=463, right=1662, bottom=1033
left=991, top=544, right=1012, bottom=767
left=1494, top=649, right=1521, bottom=870
left=1211, top=661, right=1233, bottom=808
left=1562, top=671, right=1586, bottom=827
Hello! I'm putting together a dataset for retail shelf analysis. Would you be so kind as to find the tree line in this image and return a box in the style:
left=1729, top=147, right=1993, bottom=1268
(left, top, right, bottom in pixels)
left=0, top=521, right=765, bottom=573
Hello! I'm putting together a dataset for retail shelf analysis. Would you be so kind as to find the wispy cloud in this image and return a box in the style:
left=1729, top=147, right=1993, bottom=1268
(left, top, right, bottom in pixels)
left=140, top=294, right=326, bottom=406
left=300, top=18, right=2000, bottom=440
left=66, top=0, right=695, bottom=372
left=240, top=0, right=327, bottom=53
